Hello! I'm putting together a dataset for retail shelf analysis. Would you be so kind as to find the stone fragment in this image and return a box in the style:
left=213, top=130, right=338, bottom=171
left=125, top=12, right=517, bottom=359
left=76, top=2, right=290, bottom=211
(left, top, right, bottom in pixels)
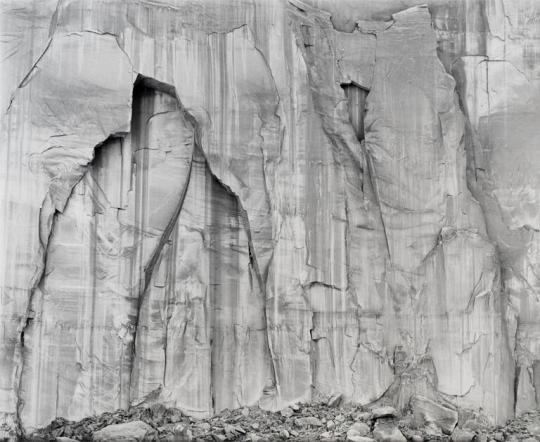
left=355, top=412, right=373, bottom=421
left=527, top=421, right=540, bottom=437
left=372, top=419, right=406, bottom=442
left=424, top=422, right=442, bottom=436
left=92, top=421, right=154, bottom=442
left=280, top=407, right=294, bottom=418
left=199, top=423, right=211, bottom=432
left=56, top=438, right=79, bottom=442
left=492, top=432, right=503, bottom=441
left=328, top=393, right=344, bottom=407
left=295, top=416, right=323, bottom=427
left=223, top=424, right=235, bottom=438
left=410, top=395, right=458, bottom=435
left=450, top=428, right=475, bottom=442
left=347, top=422, right=371, bottom=437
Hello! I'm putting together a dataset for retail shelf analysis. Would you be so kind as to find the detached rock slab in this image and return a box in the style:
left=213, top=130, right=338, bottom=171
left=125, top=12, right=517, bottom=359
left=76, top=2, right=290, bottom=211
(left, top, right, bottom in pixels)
left=410, top=395, right=458, bottom=435
left=373, top=418, right=406, bottom=442
left=93, top=421, right=155, bottom=441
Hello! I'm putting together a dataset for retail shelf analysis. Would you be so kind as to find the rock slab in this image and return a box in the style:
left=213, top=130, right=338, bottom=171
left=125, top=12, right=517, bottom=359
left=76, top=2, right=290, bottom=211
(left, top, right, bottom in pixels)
left=92, top=421, right=154, bottom=442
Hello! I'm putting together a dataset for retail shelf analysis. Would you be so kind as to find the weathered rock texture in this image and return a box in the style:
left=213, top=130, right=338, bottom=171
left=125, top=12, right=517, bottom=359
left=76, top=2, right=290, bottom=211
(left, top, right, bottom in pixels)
left=1, top=0, right=539, bottom=438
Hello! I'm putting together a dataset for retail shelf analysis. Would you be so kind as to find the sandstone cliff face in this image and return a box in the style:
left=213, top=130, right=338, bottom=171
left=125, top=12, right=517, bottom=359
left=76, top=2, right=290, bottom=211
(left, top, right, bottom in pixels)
left=0, top=0, right=539, bottom=437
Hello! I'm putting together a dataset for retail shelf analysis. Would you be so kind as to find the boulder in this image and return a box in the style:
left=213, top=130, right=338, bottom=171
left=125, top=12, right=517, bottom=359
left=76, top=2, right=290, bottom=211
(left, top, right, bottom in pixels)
left=347, top=422, right=371, bottom=438
left=372, top=419, right=406, bottom=442
left=92, top=421, right=154, bottom=442
left=280, top=407, right=294, bottom=418
left=424, top=422, right=443, bottom=437
left=355, top=412, right=373, bottom=421
left=295, top=416, right=323, bottom=427
left=450, top=428, right=475, bottom=442
left=328, top=393, right=344, bottom=407
left=410, top=395, right=458, bottom=435
left=347, top=422, right=373, bottom=442
left=492, top=432, right=504, bottom=441
left=527, top=421, right=540, bottom=437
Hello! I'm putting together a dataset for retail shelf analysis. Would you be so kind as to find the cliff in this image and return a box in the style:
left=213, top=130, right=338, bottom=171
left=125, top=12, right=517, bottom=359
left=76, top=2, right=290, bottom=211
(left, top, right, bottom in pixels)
left=0, top=0, right=539, bottom=438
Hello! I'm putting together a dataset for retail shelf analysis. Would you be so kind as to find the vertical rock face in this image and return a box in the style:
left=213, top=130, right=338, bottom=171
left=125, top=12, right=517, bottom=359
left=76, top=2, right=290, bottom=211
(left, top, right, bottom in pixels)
left=0, top=0, right=539, bottom=437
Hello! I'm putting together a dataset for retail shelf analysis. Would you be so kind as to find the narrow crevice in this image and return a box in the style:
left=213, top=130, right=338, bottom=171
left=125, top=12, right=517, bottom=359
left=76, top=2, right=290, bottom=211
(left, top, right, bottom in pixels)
left=5, top=39, right=53, bottom=114
left=514, top=366, right=521, bottom=415
left=14, top=224, right=53, bottom=437
left=340, top=82, right=392, bottom=260
left=533, top=361, right=540, bottom=408
left=513, top=315, right=522, bottom=416
left=6, top=0, right=64, bottom=114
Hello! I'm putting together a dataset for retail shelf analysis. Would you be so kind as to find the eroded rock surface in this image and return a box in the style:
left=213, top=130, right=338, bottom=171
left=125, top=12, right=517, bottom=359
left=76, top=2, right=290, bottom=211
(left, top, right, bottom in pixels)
left=1, top=0, right=539, bottom=438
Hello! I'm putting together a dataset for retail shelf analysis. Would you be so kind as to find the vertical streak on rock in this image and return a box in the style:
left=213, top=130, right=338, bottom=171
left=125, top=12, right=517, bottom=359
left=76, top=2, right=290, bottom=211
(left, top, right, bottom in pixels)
left=128, top=77, right=195, bottom=405
left=428, top=2, right=518, bottom=422
left=15, top=198, right=59, bottom=436
left=129, top=76, right=272, bottom=415
left=342, top=83, right=392, bottom=260
left=18, top=137, right=131, bottom=431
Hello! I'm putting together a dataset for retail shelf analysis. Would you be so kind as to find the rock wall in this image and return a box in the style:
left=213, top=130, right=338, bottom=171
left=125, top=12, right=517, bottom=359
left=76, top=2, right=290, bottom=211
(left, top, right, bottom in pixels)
left=0, top=0, right=539, bottom=437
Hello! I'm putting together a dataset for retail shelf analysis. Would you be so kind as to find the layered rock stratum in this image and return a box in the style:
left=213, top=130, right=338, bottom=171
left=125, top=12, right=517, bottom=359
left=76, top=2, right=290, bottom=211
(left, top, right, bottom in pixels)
left=1, top=0, right=539, bottom=439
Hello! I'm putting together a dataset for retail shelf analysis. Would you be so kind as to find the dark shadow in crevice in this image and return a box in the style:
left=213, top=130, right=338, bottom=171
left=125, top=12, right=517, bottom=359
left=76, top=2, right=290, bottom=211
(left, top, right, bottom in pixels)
left=341, top=82, right=369, bottom=142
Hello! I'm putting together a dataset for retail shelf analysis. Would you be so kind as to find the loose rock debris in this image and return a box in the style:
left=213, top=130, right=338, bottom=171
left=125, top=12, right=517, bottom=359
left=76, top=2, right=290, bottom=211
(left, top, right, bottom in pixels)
left=27, top=403, right=540, bottom=441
